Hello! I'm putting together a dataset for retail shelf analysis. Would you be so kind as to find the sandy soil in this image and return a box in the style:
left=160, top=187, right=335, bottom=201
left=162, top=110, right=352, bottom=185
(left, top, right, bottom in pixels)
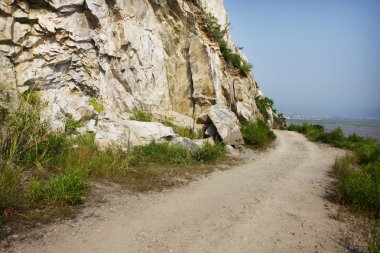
left=7, top=131, right=350, bottom=253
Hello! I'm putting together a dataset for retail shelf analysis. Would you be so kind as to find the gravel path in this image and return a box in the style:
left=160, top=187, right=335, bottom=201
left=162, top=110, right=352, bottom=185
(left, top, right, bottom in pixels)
left=9, top=130, right=348, bottom=253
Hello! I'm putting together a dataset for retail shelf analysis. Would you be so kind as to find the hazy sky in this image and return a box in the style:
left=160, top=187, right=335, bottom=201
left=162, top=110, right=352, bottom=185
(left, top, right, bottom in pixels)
left=224, top=0, right=380, bottom=118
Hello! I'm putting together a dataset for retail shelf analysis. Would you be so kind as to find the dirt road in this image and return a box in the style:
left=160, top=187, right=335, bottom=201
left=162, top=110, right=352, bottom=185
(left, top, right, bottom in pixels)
left=11, top=131, right=348, bottom=253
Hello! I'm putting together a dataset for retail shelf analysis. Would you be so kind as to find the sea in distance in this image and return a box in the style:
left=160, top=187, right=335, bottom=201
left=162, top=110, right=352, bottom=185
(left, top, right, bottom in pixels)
left=287, top=118, right=380, bottom=141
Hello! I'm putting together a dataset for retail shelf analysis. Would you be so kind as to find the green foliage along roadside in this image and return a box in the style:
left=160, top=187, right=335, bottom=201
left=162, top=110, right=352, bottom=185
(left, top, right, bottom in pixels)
left=289, top=123, right=380, bottom=251
left=193, top=142, right=226, bottom=163
left=0, top=95, right=227, bottom=233
left=241, top=120, right=276, bottom=149
left=288, top=123, right=380, bottom=213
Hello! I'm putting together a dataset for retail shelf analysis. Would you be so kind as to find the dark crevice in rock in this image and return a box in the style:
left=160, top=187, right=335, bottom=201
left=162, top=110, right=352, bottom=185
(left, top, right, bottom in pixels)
left=230, top=79, right=237, bottom=114
left=0, top=9, right=12, bottom=17
left=26, top=0, right=55, bottom=12
left=110, top=67, right=132, bottom=94
left=186, top=46, right=196, bottom=127
left=0, top=40, right=15, bottom=45
left=57, top=5, right=86, bottom=17
left=104, top=0, right=121, bottom=20
left=13, top=16, right=38, bottom=24
left=84, top=4, right=100, bottom=29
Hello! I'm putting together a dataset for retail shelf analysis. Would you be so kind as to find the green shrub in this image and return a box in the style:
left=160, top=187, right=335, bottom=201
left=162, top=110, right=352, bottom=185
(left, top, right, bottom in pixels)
left=337, top=168, right=379, bottom=211
left=21, top=90, right=41, bottom=106
left=172, top=126, right=203, bottom=140
left=27, top=172, right=89, bottom=206
left=20, top=134, right=66, bottom=168
left=368, top=242, right=380, bottom=253
left=273, top=113, right=287, bottom=129
left=332, top=155, right=356, bottom=178
left=364, top=159, right=380, bottom=183
left=288, top=123, right=347, bottom=146
left=89, top=97, right=104, bottom=113
left=293, top=123, right=380, bottom=214
left=316, top=128, right=345, bottom=145
left=255, top=97, right=274, bottom=122
left=0, top=98, right=51, bottom=164
left=159, top=116, right=203, bottom=140
left=128, top=141, right=192, bottom=167
left=0, top=106, right=7, bottom=121
left=130, top=109, right=153, bottom=122
left=65, top=115, right=82, bottom=133
left=64, top=134, right=128, bottom=179
left=0, top=165, right=23, bottom=214
left=356, top=142, right=380, bottom=164
left=193, top=142, right=226, bottom=163
left=241, top=120, right=276, bottom=149
left=347, top=133, right=366, bottom=143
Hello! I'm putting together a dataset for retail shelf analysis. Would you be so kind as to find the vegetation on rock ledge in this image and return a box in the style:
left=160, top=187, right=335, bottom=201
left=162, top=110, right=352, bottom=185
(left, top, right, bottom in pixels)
left=191, top=0, right=252, bottom=77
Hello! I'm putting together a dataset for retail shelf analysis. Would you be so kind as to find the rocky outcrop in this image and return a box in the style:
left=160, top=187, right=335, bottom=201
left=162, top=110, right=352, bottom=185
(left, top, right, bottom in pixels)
left=0, top=0, right=269, bottom=148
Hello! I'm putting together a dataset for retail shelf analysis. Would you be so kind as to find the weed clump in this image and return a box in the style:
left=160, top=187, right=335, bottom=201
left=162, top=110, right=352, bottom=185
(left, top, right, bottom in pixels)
left=241, top=120, right=276, bottom=149
left=130, top=109, right=153, bottom=122
left=161, top=120, right=203, bottom=140
left=172, top=126, right=203, bottom=140
left=27, top=172, right=89, bottom=206
left=89, top=97, right=104, bottom=113
left=0, top=95, right=89, bottom=220
left=193, top=142, right=226, bottom=163
left=128, top=141, right=192, bottom=167
left=0, top=166, right=23, bottom=214
left=65, top=115, right=83, bottom=134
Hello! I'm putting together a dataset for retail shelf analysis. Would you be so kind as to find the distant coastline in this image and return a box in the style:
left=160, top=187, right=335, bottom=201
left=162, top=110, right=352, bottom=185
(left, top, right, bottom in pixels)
left=287, top=118, right=380, bottom=140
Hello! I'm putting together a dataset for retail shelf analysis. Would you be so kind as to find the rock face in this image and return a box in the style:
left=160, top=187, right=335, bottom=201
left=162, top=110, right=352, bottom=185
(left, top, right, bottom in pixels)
left=0, top=0, right=269, bottom=148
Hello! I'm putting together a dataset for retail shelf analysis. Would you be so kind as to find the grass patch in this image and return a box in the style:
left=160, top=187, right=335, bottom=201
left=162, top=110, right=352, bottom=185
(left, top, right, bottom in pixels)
left=130, top=109, right=153, bottom=122
left=159, top=115, right=203, bottom=140
left=193, top=142, right=226, bottom=163
left=0, top=165, right=24, bottom=214
left=27, top=172, right=89, bottom=207
left=89, top=97, right=104, bottom=113
left=241, top=120, right=276, bottom=149
left=128, top=141, right=193, bottom=167
left=172, top=126, right=203, bottom=140
left=65, top=115, right=83, bottom=134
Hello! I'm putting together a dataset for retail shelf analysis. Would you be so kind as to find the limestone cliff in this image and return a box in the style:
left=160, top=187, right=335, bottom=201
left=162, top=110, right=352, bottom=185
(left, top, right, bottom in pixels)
left=0, top=0, right=273, bottom=148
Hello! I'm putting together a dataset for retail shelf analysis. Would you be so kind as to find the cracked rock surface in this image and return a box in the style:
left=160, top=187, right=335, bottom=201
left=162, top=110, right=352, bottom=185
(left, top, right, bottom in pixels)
left=0, top=0, right=270, bottom=147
